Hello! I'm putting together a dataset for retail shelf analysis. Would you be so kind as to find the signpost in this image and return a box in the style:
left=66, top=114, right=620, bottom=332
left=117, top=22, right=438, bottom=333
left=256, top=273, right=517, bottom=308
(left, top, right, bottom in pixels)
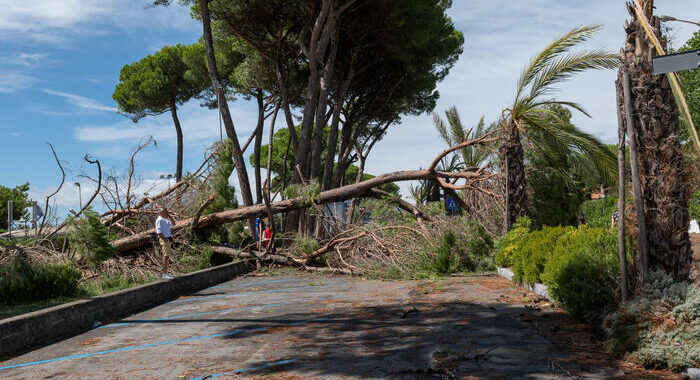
left=7, top=200, right=12, bottom=238
left=652, top=49, right=699, bottom=75
left=445, top=196, right=459, bottom=210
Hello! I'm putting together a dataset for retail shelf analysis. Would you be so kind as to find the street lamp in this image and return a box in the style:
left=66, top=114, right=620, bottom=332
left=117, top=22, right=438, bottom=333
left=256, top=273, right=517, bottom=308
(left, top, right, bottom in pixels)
left=74, top=182, right=82, bottom=211
left=658, top=15, right=700, bottom=27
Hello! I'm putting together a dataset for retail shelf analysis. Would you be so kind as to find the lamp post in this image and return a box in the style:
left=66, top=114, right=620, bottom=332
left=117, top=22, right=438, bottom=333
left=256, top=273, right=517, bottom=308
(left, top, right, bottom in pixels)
left=74, top=182, right=82, bottom=211
left=658, top=15, right=700, bottom=27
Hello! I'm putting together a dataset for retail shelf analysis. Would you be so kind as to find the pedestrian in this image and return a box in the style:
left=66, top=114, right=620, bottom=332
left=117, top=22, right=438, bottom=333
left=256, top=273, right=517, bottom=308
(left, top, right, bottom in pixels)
left=578, top=212, right=586, bottom=226
left=255, top=217, right=265, bottom=250
left=611, top=210, right=620, bottom=230
left=262, top=221, right=273, bottom=249
left=155, top=208, right=175, bottom=280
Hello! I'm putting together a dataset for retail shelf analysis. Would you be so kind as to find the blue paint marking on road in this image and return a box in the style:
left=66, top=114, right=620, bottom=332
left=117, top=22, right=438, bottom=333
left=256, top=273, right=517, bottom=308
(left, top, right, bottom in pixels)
left=97, top=302, right=290, bottom=329
left=209, top=278, right=296, bottom=289
left=187, top=359, right=297, bottom=380
left=0, top=318, right=327, bottom=372
left=168, top=284, right=332, bottom=304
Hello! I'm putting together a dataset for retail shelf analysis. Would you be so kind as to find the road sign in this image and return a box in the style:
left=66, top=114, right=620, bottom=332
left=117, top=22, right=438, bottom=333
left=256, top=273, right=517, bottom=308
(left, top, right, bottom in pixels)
left=445, top=196, right=459, bottom=210
left=652, top=49, right=699, bottom=74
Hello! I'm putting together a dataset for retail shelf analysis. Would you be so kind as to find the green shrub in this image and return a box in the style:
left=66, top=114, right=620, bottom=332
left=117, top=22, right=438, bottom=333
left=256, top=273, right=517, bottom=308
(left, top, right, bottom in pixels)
left=430, top=231, right=457, bottom=275
left=605, top=271, right=699, bottom=372
left=689, top=190, right=700, bottom=221
left=290, top=235, right=320, bottom=257
left=541, top=227, right=622, bottom=322
left=0, top=258, right=81, bottom=305
left=580, top=197, right=618, bottom=228
left=82, top=273, right=156, bottom=296
left=494, top=216, right=531, bottom=267
left=178, top=247, right=214, bottom=271
left=511, top=225, right=573, bottom=284
left=68, top=209, right=116, bottom=268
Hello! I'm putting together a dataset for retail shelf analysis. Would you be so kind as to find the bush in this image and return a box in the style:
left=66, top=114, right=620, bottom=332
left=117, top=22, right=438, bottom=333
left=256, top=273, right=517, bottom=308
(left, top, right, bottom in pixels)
left=82, top=273, right=156, bottom=296
left=68, top=209, right=116, bottom=268
left=542, top=227, right=622, bottom=322
left=580, top=197, right=618, bottom=228
left=290, top=235, right=320, bottom=257
left=0, top=258, right=81, bottom=305
left=494, top=216, right=531, bottom=268
left=511, top=225, right=573, bottom=284
left=605, top=271, right=699, bottom=372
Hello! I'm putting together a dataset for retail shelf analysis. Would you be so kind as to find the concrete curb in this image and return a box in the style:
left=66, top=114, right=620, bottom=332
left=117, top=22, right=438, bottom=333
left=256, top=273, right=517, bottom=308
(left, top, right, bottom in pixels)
left=0, top=260, right=254, bottom=358
left=496, top=267, right=553, bottom=302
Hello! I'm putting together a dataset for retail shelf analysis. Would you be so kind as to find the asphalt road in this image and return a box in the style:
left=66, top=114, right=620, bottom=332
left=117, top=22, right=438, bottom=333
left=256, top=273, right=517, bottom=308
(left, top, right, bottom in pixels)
left=0, top=274, right=659, bottom=379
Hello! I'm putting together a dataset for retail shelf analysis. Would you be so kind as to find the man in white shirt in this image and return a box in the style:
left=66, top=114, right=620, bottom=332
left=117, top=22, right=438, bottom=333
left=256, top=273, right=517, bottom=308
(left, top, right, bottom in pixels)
left=155, top=208, right=175, bottom=280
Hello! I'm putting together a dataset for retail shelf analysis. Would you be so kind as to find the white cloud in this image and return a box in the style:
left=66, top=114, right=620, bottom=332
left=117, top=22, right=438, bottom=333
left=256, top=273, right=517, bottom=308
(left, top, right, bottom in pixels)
left=0, top=52, right=52, bottom=67
left=42, top=88, right=117, bottom=112
left=0, top=71, right=35, bottom=93
left=0, top=0, right=198, bottom=45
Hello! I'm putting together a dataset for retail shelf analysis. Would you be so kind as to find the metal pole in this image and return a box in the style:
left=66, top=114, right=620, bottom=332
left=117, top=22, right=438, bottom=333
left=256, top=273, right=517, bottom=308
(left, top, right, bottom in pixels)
left=616, top=87, right=628, bottom=301
left=623, top=69, right=649, bottom=283
left=7, top=200, right=13, bottom=238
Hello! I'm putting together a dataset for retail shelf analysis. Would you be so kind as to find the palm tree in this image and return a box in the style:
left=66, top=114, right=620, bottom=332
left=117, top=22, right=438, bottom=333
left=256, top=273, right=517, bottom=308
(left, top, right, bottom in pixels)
left=501, top=25, right=619, bottom=230
left=433, top=107, right=493, bottom=168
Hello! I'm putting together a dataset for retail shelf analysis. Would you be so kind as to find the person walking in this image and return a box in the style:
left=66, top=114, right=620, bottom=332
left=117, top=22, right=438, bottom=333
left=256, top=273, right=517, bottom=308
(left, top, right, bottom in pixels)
left=156, top=208, right=175, bottom=280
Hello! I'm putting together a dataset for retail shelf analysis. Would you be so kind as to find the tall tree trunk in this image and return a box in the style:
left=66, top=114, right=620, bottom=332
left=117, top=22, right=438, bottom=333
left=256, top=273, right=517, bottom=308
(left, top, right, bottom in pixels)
left=170, top=102, right=183, bottom=181
left=621, top=0, right=691, bottom=280
left=199, top=0, right=255, bottom=233
left=501, top=123, right=526, bottom=230
left=253, top=90, right=265, bottom=204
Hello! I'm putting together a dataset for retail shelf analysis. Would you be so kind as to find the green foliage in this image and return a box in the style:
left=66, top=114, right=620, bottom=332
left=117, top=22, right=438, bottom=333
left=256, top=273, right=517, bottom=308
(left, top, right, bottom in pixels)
left=605, top=271, right=699, bottom=372
left=678, top=30, right=700, bottom=144
left=509, top=225, right=574, bottom=284
left=494, top=216, right=532, bottom=268
left=0, top=183, right=31, bottom=230
left=541, top=227, right=622, bottom=322
left=580, top=197, right=618, bottom=228
left=433, top=108, right=494, bottom=168
left=178, top=247, right=214, bottom=271
left=283, top=181, right=321, bottom=202
left=207, top=140, right=238, bottom=213
left=527, top=163, right=584, bottom=228
left=496, top=218, right=625, bottom=323
left=81, top=273, right=156, bottom=296
left=505, top=26, right=619, bottom=200
left=68, top=209, right=117, bottom=268
left=430, top=231, right=457, bottom=275
left=0, top=258, right=81, bottom=305
left=689, top=190, right=700, bottom=221
left=113, top=44, right=205, bottom=117
left=289, top=235, right=320, bottom=257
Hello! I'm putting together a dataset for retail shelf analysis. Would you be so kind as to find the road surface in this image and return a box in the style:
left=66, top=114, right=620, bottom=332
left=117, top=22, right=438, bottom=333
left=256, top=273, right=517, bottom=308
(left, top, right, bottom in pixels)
left=0, top=273, right=666, bottom=379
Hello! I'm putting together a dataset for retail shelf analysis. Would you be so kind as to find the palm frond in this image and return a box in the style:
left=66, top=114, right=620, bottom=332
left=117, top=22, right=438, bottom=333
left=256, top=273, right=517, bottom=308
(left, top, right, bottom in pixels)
left=527, top=50, right=619, bottom=100
left=515, top=25, right=602, bottom=102
left=432, top=112, right=453, bottom=147
left=445, top=106, right=466, bottom=144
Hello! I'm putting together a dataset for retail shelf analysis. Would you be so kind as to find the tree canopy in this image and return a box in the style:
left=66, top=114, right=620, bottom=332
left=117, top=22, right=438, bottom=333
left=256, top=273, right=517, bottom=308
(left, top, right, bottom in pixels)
left=0, top=183, right=31, bottom=231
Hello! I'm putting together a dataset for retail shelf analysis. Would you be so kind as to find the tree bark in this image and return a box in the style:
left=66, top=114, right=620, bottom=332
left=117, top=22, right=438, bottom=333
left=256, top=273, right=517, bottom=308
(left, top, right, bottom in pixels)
left=199, top=0, right=255, bottom=233
left=170, top=103, right=184, bottom=181
left=621, top=0, right=691, bottom=280
left=253, top=90, right=265, bottom=204
left=501, top=122, right=526, bottom=230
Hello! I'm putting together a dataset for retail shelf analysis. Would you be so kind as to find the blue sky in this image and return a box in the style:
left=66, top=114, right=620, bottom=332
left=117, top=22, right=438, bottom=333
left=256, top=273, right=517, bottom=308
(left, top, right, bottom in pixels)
left=0, top=0, right=698, bottom=217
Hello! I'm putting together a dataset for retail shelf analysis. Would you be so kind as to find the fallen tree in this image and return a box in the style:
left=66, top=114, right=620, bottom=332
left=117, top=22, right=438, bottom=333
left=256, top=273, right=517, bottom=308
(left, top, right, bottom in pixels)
left=111, top=135, right=497, bottom=252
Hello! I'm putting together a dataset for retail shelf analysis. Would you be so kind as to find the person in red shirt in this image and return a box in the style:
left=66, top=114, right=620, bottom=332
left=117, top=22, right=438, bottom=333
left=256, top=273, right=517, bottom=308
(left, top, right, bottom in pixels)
left=262, top=222, right=273, bottom=249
